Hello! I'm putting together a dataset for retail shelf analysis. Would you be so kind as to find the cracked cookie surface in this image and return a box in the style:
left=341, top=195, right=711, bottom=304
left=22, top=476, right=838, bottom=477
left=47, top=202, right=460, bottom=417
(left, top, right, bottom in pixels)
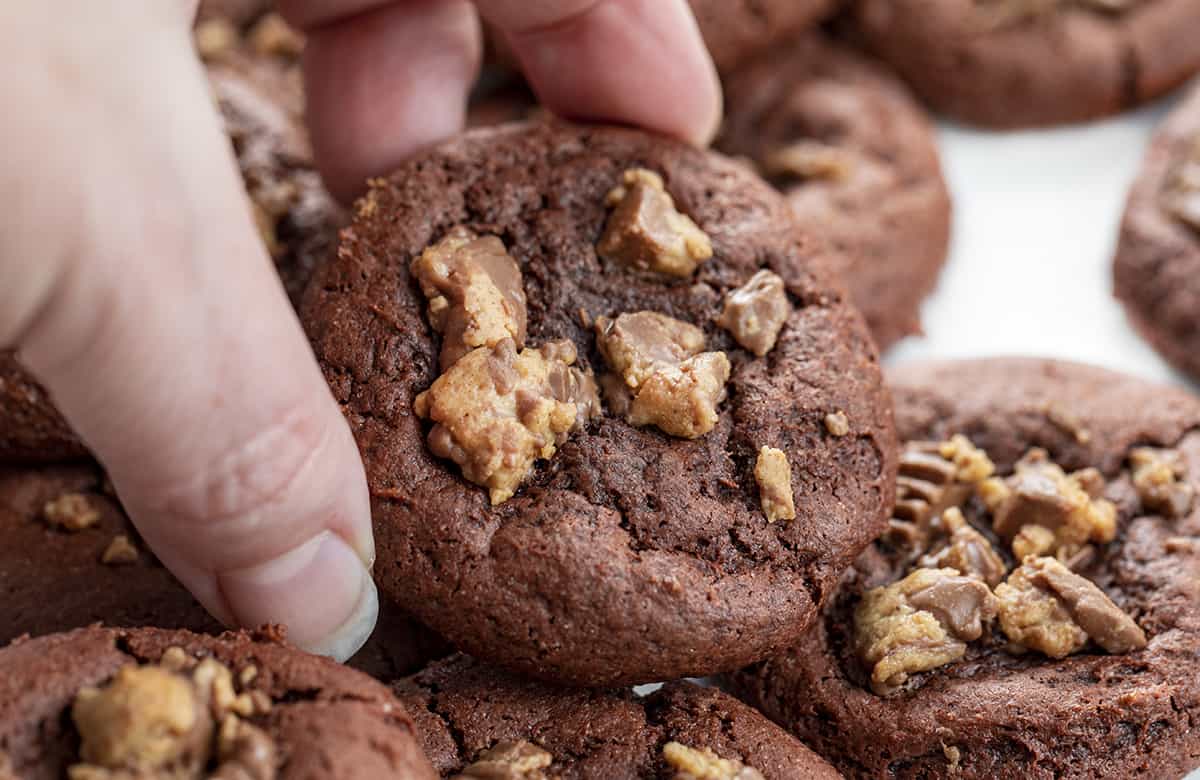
left=392, top=654, right=839, bottom=779
left=730, top=358, right=1200, bottom=779
left=0, top=626, right=435, bottom=780
left=300, top=119, right=896, bottom=685
left=841, top=0, right=1200, bottom=127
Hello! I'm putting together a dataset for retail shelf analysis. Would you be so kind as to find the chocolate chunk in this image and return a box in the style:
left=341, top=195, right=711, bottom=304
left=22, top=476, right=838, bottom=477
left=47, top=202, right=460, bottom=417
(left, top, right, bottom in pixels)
left=717, top=270, right=791, bottom=356
left=918, top=507, right=1006, bottom=587
left=980, top=449, right=1117, bottom=562
left=1130, top=446, right=1195, bottom=519
left=412, top=227, right=529, bottom=371
left=452, top=740, right=553, bottom=779
left=886, top=438, right=991, bottom=550
left=598, top=169, right=713, bottom=277
left=662, top=742, right=765, bottom=780
left=854, top=567, right=997, bottom=695
left=996, top=556, right=1146, bottom=657
left=595, top=311, right=729, bottom=439
left=414, top=338, right=599, bottom=504
left=755, top=447, right=796, bottom=523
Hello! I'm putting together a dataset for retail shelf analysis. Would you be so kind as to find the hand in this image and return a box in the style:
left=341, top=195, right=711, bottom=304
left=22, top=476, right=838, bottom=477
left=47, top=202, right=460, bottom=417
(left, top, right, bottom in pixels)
left=0, top=0, right=718, bottom=660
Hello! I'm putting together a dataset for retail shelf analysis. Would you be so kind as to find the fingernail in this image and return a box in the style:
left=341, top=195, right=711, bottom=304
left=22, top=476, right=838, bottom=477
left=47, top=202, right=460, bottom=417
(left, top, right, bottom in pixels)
left=217, top=530, right=379, bottom=662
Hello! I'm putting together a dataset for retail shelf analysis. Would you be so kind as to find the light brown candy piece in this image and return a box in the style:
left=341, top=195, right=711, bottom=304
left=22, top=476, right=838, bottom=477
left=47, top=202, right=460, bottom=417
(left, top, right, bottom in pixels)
left=717, top=270, right=791, bottom=357
left=598, top=168, right=712, bottom=277
left=452, top=740, right=553, bottom=779
left=412, top=227, right=529, bottom=371
left=1130, top=447, right=1195, bottom=519
left=886, top=437, right=993, bottom=551
left=101, top=535, right=139, bottom=566
left=759, top=140, right=854, bottom=182
left=213, top=715, right=277, bottom=780
left=979, top=449, right=1116, bottom=562
left=662, top=742, right=765, bottom=780
left=595, top=312, right=729, bottom=439
left=415, top=339, right=600, bottom=504
left=1161, top=133, right=1200, bottom=231
left=71, top=666, right=213, bottom=777
left=996, top=556, right=1146, bottom=658
left=918, top=507, right=1006, bottom=587
left=44, top=493, right=101, bottom=532
left=855, top=567, right=998, bottom=696
left=754, top=447, right=796, bottom=523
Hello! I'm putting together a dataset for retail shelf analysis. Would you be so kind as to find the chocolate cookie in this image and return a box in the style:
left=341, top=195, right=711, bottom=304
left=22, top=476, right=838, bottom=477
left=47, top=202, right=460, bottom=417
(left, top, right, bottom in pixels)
left=0, top=13, right=341, bottom=463
left=718, top=33, right=951, bottom=350
left=841, top=0, right=1200, bottom=128
left=1114, top=84, right=1200, bottom=381
left=393, top=654, right=841, bottom=779
left=301, top=119, right=896, bottom=685
left=688, top=0, right=840, bottom=73
left=730, top=358, right=1200, bottom=779
left=0, top=462, right=447, bottom=678
left=0, top=625, right=436, bottom=780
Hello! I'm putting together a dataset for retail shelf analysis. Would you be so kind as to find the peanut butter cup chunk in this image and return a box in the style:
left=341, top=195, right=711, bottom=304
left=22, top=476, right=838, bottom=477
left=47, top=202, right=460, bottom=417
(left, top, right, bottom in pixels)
left=301, top=119, right=894, bottom=685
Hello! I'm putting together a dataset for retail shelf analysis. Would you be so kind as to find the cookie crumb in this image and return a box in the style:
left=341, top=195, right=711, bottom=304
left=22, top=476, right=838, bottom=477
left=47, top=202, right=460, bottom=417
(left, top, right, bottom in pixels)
left=662, top=742, right=764, bottom=780
left=43, top=493, right=101, bottom=532
left=824, top=410, right=851, bottom=437
left=942, top=743, right=962, bottom=772
left=599, top=168, right=713, bottom=278
left=717, top=270, right=791, bottom=356
left=755, top=447, right=796, bottom=523
left=454, top=740, right=553, bottom=779
left=101, top=535, right=139, bottom=566
left=194, top=17, right=239, bottom=60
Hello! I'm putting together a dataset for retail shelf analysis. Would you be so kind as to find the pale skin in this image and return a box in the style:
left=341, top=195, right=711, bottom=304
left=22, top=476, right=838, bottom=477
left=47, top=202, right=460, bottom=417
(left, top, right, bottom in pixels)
left=0, top=1, right=720, bottom=660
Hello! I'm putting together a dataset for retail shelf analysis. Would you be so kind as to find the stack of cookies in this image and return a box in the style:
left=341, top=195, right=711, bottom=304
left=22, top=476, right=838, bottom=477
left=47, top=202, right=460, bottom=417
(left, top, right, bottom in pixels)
left=3, top=2, right=1200, bottom=779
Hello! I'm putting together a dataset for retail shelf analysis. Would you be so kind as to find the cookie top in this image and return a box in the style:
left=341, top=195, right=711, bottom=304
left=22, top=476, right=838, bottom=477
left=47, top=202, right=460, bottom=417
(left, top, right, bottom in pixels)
left=1114, top=84, right=1200, bottom=380
left=718, top=33, right=951, bottom=350
left=730, top=358, right=1200, bottom=779
left=393, top=654, right=841, bottom=779
left=687, top=0, right=839, bottom=72
left=0, top=463, right=447, bottom=679
left=842, top=0, right=1200, bottom=128
left=301, top=119, right=896, bottom=685
left=0, top=626, right=436, bottom=780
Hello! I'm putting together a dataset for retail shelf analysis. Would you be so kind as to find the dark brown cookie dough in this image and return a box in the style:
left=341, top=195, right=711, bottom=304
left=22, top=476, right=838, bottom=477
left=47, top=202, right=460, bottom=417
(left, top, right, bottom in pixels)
left=1114, top=84, right=1200, bottom=381
left=0, top=462, right=447, bottom=679
left=0, top=625, right=436, bottom=780
left=0, top=351, right=88, bottom=463
left=730, top=358, right=1200, bottom=780
left=718, top=33, right=952, bottom=350
left=688, top=0, right=840, bottom=73
left=301, top=119, right=896, bottom=686
left=841, top=0, right=1200, bottom=128
left=393, top=654, right=841, bottom=779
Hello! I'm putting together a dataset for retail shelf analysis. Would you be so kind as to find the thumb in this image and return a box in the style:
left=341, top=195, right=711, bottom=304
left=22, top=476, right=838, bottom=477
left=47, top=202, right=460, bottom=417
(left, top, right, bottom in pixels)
left=0, top=4, right=376, bottom=660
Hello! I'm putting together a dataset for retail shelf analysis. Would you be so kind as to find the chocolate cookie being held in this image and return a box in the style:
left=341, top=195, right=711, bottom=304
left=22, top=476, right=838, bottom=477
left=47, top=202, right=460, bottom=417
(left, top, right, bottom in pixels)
left=729, top=358, right=1200, bottom=780
left=0, top=462, right=447, bottom=679
left=841, top=0, right=1200, bottom=128
left=301, top=119, right=896, bottom=685
left=394, top=653, right=841, bottom=779
left=0, top=625, right=436, bottom=780
left=718, top=33, right=951, bottom=350
left=1114, top=84, right=1200, bottom=381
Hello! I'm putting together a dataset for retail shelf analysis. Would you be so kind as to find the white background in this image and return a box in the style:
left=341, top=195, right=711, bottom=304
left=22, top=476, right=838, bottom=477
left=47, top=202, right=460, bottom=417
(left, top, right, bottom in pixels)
left=888, top=92, right=1194, bottom=394
left=889, top=88, right=1199, bottom=779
